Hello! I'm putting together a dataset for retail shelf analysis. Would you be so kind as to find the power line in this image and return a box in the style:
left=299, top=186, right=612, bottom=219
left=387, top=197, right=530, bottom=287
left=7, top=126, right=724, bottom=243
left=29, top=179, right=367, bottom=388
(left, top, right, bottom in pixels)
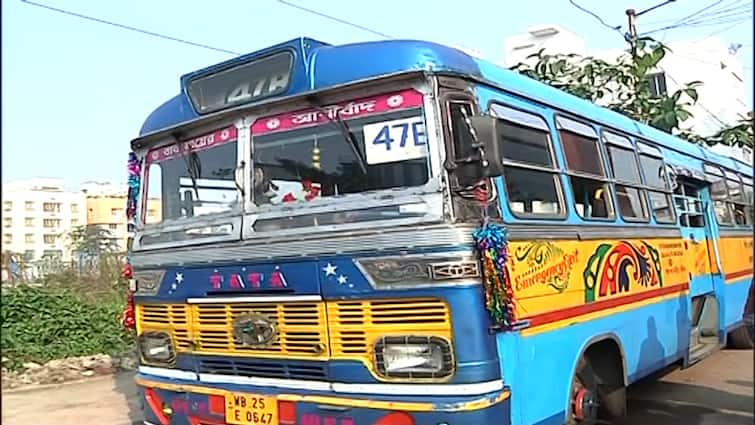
left=276, top=0, right=395, bottom=39
left=19, top=0, right=241, bottom=56
left=642, top=0, right=752, bottom=35
left=567, top=0, right=625, bottom=37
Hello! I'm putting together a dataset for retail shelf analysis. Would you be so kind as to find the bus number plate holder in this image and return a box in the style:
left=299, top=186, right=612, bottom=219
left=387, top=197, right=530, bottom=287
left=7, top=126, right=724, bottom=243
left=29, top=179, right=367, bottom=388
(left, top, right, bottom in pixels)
left=225, top=393, right=278, bottom=425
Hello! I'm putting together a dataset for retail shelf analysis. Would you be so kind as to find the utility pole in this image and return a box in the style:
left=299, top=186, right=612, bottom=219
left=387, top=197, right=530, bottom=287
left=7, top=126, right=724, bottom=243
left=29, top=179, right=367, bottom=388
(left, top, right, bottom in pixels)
left=625, top=0, right=676, bottom=56
left=626, top=8, right=638, bottom=56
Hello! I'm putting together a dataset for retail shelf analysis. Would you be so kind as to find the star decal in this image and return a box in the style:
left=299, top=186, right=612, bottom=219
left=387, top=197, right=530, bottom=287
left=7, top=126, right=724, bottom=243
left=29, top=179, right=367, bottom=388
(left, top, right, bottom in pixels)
left=175, top=272, right=184, bottom=284
left=323, top=263, right=338, bottom=276
left=336, top=274, right=348, bottom=285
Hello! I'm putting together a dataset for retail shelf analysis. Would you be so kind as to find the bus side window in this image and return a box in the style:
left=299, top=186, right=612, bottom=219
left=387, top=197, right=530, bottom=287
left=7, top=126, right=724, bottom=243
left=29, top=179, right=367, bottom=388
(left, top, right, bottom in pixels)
left=557, top=116, right=613, bottom=220
left=637, top=141, right=676, bottom=224
left=674, top=181, right=705, bottom=228
left=489, top=104, right=564, bottom=218
left=742, top=175, right=754, bottom=225
left=602, top=132, right=648, bottom=222
left=724, top=170, right=749, bottom=226
left=705, top=164, right=735, bottom=226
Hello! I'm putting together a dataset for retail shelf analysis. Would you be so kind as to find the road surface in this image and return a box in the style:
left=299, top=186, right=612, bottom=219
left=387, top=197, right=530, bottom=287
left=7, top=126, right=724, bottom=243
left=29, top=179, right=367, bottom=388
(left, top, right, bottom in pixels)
left=2, top=349, right=752, bottom=425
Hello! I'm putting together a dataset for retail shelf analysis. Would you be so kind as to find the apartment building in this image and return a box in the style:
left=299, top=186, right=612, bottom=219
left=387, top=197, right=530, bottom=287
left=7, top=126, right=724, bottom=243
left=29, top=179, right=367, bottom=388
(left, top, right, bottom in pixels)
left=1, top=179, right=86, bottom=261
left=82, top=181, right=160, bottom=251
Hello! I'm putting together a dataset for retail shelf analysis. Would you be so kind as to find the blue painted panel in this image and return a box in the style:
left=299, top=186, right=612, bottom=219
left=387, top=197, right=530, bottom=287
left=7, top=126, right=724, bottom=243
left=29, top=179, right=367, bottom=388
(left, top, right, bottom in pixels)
left=498, top=295, right=689, bottom=425
left=723, top=278, right=752, bottom=330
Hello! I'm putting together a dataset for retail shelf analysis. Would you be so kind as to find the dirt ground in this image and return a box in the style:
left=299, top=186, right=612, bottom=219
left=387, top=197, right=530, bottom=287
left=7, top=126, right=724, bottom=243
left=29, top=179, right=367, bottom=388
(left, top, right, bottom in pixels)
left=1, top=349, right=752, bottom=425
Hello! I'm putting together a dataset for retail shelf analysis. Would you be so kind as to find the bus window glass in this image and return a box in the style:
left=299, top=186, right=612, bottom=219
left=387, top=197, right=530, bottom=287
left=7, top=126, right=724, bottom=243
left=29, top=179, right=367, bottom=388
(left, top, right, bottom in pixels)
left=616, top=185, right=647, bottom=220
left=570, top=177, right=612, bottom=219
left=492, top=106, right=563, bottom=218
left=557, top=117, right=604, bottom=177
left=742, top=176, right=753, bottom=203
left=504, top=167, right=562, bottom=216
left=705, top=165, right=728, bottom=200
left=725, top=175, right=745, bottom=203
left=639, top=154, right=668, bottom=189
left=557, top=118, right=611, bottom=220
left=492, top=105, right=553, bottom=167
left=145, top=165, right=162, bottom=224
left=714, top=200, right=734, bottom=225
left=648, top=190, right=674, bottom=223
left=606, top=146, right=642, bottom=184
left=251, top=104, right=429, bottom=207
left=145, top=137, right=239, bottom=223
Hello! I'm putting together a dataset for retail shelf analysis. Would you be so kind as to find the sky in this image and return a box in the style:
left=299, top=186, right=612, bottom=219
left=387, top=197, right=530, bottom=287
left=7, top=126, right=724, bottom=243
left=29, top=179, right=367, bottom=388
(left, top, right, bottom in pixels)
left=2, top=0, right=752, bottom=189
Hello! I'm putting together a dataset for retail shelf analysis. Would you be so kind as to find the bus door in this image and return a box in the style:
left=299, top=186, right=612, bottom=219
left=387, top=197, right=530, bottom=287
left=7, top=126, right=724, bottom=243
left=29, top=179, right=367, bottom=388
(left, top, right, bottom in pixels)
left=674, top=180, right=716, bottom=296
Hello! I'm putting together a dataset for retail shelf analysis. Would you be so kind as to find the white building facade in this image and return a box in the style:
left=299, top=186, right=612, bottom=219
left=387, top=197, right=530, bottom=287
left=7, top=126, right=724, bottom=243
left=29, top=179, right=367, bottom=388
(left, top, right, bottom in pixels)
left=1, top=179, right=86, bottom=262
left=503, top=25, right=751, bottom=162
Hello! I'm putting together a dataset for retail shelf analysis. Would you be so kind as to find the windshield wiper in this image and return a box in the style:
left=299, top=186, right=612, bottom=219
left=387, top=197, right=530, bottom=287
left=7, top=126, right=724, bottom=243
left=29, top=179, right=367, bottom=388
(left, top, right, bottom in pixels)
left=183, top=152, right=202, bottom=200
left=307, top=97, right=368, bottom=175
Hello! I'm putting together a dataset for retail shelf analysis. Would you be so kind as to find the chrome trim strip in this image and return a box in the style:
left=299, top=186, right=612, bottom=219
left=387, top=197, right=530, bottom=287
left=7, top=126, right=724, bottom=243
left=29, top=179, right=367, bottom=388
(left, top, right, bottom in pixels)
left=330, top=379, right=503, bottom=396
left=131, top=223, right=685, bottom=268
left=505, top=224, right=682, bottom=240
left=131, top=224, right=477, bottom=267
left=138, top=366, right=198, bottom=381
left=718, top=227, right=753, bottom=237
left=139, top=367, right=504, bottom=396
left=187, top=295, right=322, bottom=304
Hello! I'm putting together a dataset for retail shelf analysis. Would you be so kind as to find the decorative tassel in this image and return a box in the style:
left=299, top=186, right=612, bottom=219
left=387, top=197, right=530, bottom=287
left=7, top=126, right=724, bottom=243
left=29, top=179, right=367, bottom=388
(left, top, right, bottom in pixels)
left=473, top=221, right=517, bottom=330
left=122, top=152, right=141, bottom=331
left=120, top=261, right=136, bottom=330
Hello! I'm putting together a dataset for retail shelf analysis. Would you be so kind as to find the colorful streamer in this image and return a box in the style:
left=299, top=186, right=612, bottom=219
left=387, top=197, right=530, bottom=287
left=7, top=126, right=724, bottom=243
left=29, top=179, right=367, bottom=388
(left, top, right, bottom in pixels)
left=121, top=152, right=141, bottom=331
left=473, top=220, right=517, bottom=330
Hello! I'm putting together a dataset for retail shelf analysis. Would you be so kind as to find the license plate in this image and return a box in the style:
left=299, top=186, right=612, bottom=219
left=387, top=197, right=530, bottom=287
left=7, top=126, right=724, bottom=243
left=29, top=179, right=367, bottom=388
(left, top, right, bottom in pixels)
left=225, top=393, right=278, bottom=425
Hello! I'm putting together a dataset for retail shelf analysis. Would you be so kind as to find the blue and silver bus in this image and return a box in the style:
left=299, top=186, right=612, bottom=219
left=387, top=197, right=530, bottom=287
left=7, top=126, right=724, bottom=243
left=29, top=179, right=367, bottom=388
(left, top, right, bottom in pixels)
left=127, top=37, right=754, bottom=425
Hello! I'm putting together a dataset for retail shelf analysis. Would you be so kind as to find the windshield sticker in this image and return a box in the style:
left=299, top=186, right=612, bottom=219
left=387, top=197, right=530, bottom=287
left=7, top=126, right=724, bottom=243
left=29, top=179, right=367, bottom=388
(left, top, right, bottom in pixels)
left=363, top=116, right=428, bottom=165
left=147, top=126, right=238, bottom=164
left=252, top=89, right=424, bottom=135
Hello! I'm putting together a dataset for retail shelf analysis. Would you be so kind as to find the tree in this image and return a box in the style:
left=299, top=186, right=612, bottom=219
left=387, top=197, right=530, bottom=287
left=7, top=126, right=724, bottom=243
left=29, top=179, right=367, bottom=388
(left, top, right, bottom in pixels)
left=66, top=225, right=119, bottom=257
left=511, top=37, right=753, bottom=148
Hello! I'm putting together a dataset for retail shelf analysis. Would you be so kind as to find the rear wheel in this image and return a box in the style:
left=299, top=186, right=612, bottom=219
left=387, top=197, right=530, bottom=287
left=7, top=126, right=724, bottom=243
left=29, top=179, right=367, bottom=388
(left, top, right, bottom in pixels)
left=728, top=318, right=754, bottom=349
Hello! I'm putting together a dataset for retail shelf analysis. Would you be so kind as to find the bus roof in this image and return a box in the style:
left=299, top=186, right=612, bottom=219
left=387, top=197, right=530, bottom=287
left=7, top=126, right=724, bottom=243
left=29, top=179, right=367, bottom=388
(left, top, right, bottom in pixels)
left=138, top=37, right=751, bottom=175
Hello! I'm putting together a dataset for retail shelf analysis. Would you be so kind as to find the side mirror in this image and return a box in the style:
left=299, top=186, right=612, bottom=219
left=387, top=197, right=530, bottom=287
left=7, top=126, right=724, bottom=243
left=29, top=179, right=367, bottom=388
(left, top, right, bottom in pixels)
left=450, top=115, right=504, bottom=187
left=468, top=116, right=504, bottom=178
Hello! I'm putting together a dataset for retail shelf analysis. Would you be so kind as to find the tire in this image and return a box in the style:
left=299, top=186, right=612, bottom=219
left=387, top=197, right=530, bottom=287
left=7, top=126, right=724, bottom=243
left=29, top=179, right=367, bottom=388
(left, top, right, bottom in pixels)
left=568, top=358, right=600, bottom=425
left=728, top=319, right=754, bottom=349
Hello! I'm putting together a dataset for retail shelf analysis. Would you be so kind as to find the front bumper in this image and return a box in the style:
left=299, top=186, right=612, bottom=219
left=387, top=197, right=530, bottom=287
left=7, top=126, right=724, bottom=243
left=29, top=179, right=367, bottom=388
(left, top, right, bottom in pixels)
left=136, top=373, right=511, bottom=425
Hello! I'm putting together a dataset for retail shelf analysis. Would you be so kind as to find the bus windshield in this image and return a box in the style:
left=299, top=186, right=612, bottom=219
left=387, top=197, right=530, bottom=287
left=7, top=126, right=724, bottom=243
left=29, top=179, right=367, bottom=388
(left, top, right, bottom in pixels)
left=250, top=90, right=430, bottom=207
left=144, top=127, right=240, bottom=224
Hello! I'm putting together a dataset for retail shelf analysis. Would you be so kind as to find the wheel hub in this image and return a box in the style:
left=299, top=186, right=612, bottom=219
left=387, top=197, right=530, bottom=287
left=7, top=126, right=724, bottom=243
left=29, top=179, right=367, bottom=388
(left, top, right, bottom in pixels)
left=573, top=387, right=599, bottom=422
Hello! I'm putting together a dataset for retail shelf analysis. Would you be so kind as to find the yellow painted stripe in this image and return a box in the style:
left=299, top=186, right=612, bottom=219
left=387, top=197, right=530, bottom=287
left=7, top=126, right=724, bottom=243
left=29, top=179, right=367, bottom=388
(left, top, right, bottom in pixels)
left=521, top=291, right=688, bottom=337
left=133, top=376, right=509, bottom=412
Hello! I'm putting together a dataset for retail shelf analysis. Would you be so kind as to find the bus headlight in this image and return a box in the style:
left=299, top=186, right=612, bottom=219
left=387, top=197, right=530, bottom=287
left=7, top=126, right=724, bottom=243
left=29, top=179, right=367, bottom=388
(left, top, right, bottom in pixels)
left=138, top=331, right=175, bottom=364
left=374, top=336, right=454, bottom=379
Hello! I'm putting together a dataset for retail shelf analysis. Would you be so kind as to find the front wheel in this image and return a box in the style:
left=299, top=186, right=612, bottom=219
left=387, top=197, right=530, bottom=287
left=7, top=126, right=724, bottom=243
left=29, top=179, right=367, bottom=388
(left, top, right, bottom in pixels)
left=569, top=357, right=600, bottom=425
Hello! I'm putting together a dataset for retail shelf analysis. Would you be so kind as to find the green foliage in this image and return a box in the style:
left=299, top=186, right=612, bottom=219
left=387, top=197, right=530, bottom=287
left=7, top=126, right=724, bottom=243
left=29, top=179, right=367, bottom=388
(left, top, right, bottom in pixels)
left=67, top=225, right=120, bottom=257
left=511, top=38, right=753, bottom=148
left=1, top=282, right=132, bottom=371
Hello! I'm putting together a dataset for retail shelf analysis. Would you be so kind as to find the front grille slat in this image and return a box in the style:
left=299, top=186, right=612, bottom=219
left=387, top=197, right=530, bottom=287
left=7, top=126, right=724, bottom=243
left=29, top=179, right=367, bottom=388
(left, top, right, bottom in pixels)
left=197, top=357, right=327, bottom=380
left=137, top=297, right=452, bottom=380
